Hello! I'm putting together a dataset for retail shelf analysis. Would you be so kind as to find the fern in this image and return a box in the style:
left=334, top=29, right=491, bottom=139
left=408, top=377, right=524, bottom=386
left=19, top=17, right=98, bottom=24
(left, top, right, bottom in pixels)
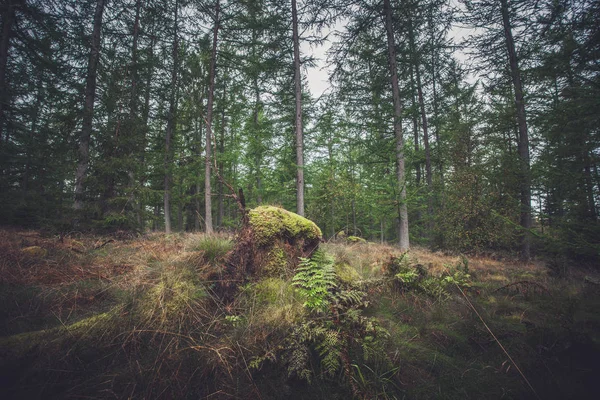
left=285, top=249, right=390, bottom=393
left=292, top=250, right=337, bottom=312
left=316, top=329, right=342, bottom=376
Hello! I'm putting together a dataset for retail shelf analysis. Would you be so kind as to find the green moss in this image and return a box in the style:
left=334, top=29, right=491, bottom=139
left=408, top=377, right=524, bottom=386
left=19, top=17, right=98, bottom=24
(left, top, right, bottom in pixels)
left=248, top=206, right=322, bottom=246
left=0, top=310, right=118, bottom=357
left=249, top=278, right=305, bottom=325
left=252, top=278, right=295, bottom=304
left=21, top=246, right=47, bottom=258
left=347, top=236, right=366, bottom=244
left=264, top=247, right=287, bottom=275
left=65, top=311, right=114, bottom=332
left=335, top=262, right=362, bottom=284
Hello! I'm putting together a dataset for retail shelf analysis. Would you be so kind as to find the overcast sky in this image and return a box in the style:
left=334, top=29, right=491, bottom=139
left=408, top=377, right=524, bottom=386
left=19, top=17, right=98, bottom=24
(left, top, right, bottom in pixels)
left=300, top=1, right=476, bottom=98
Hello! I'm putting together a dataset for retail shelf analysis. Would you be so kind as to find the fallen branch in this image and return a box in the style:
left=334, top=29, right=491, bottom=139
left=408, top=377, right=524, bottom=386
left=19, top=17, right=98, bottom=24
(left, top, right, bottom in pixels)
left=94, top=239, right=115, bottom=250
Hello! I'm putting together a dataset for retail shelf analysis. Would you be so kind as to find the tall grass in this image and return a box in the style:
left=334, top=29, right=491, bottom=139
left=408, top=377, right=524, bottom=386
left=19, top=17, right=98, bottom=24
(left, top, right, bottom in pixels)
left=0, top=230, right=599, bottom=399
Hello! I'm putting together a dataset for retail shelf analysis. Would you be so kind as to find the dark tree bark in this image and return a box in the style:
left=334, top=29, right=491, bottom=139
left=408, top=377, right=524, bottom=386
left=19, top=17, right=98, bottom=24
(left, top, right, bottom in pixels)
left=205, top=0, right=220, bottom=233
left=500, top=0, right=531, bottom=259
left=74, top=0, right=106, bottom=212
left=164, top=0, right=180, bottom=233
left=384, top=0, right=409, bottom=250
left=292, top=0, right=304, bottom=216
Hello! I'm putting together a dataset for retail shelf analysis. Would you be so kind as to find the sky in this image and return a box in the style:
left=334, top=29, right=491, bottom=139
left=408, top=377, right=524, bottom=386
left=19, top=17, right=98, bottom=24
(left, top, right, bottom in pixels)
left=300, top=1, right=477, bottom=98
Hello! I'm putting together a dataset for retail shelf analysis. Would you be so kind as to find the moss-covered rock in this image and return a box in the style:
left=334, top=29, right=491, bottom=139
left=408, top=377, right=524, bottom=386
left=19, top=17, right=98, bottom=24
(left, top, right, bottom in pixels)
left=347, top=236, right=367, bottom=244
left=227, top=206, right=322, bottom=282
left=248, top=206, right=322, bottom=246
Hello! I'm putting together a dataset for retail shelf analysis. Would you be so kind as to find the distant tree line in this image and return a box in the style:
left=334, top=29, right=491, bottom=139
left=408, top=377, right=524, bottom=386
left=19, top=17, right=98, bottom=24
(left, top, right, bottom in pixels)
left=0, top=0, right=598, bottom=261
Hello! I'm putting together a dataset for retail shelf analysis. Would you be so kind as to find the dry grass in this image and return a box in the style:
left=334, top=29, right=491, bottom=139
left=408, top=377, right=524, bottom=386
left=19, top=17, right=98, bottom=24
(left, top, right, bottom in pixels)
left=1, top=229, right=598, bottom=399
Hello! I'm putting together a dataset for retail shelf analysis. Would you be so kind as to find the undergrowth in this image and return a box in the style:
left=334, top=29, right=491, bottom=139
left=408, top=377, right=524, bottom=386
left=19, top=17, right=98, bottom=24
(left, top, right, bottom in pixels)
left=0, top=230, right=598, bottom=399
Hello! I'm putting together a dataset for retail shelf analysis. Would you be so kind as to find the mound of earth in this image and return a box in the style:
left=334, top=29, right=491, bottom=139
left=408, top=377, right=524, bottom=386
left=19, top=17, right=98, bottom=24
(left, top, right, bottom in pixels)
left=226, top=206, right=322, bottom=282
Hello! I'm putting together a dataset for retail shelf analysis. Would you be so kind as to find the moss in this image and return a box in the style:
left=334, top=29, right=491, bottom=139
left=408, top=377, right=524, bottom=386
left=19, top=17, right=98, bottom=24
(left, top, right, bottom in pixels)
left=21, top=246, right=47, bottom=258
left=264, top=247, right=287, bottom=276
left=228, top=206, right=322, bottom=278
left=347, top=236, right=366, bottom=244
left=65, top=311, right=114, bottom=332
left=248, top=206, right=322, bottom=246
left=250, top=278, right=305, bottom=325
left=253, top=278, right=295, bottom=304
left=335, top=262, right=362, bottom=284
left=0, top=310, right=118, bottom=358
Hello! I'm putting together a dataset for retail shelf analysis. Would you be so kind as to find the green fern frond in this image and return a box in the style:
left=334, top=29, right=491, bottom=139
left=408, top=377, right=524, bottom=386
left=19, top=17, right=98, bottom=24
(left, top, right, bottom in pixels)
left=293, top=250, right=337, bottom=312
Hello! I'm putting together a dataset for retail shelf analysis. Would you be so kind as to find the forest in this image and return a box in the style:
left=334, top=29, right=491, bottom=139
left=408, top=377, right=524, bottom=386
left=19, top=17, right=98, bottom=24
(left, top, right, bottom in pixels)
left=0, top=0, right=599, bottom=399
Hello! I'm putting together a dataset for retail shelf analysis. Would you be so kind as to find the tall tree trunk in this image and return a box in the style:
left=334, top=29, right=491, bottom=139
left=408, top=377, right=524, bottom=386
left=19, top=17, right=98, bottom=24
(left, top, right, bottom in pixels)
left=410, top=66, right=421, bottom=186
left=384, top=0, right=409, bottom=250
left=254, top=79, right=263, bottom=205
left=584, top=152, right=597, bottom=219
left=407, top=10, right=433, bottom=235
left=137, top=34, right=155, bottom=230
left=217, top=77, right=227, bottom=228
left=74, top=0, right=105, bottom=212
left=428, top=10, right=443, bottom=187
left=0, top=0, right=15, bottom=145
left=500, top=0, right=531, bottom=259
left=129, top=0, right=141, bottom=118
left=205, top=0, right=220, bottom=233
left=407, top=14, right=431, bottom=189
left=292, top=0, right=304, bottom=216
left=122, top=0, right=143, bottom=227
left=164, top=0, right=180, bottom=233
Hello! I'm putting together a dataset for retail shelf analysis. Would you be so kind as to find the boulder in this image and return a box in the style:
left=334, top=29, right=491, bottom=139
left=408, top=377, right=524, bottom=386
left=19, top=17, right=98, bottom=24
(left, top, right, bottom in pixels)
left=227, top=206, right=322, bottom=281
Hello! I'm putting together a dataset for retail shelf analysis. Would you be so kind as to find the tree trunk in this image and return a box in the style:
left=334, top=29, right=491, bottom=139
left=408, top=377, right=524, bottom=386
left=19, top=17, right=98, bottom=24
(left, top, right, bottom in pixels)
left=74, top=0, right=106, bottom=212
left=164, top=0, right=180, bottom=234
left=137, top=34, right=155, bottom=231
left=500, top=0, right=531, bottom=259
left=407, top=15, right=432, bottom=189
left=292, top=0, right=304, bottom=216
left=428, top=10, right=443, bottom=187
left=217, top=76, right=227, bottom=228
left=254, top=79, right=263, bottom=205
left=384, top=0, right=409, bottom=250
left=205, top=0, right=220, bottom=233
left=409, top=65, right=423, bottom=237
left=410, top=65, right=421, bottom=186
left=0, top=0, right=15, bottom=145
left=407, top=10, right=433, bottom=235
left=129, top=0, right=141, bottom=118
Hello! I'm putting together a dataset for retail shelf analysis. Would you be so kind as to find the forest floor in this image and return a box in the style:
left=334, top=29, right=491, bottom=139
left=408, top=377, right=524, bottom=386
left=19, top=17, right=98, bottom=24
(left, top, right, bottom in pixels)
left=0, top=227, right=599, bottom=399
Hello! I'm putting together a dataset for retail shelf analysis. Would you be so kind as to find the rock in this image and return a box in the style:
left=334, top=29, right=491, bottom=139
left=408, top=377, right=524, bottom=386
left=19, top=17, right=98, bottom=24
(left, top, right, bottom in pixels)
left=347, top=236, right=367, bottom=244
left=227, top=206, right=322, bottom=281
left=248, top=206, right=321, bottom=247
left=21, top=246, right=47, bottom=258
